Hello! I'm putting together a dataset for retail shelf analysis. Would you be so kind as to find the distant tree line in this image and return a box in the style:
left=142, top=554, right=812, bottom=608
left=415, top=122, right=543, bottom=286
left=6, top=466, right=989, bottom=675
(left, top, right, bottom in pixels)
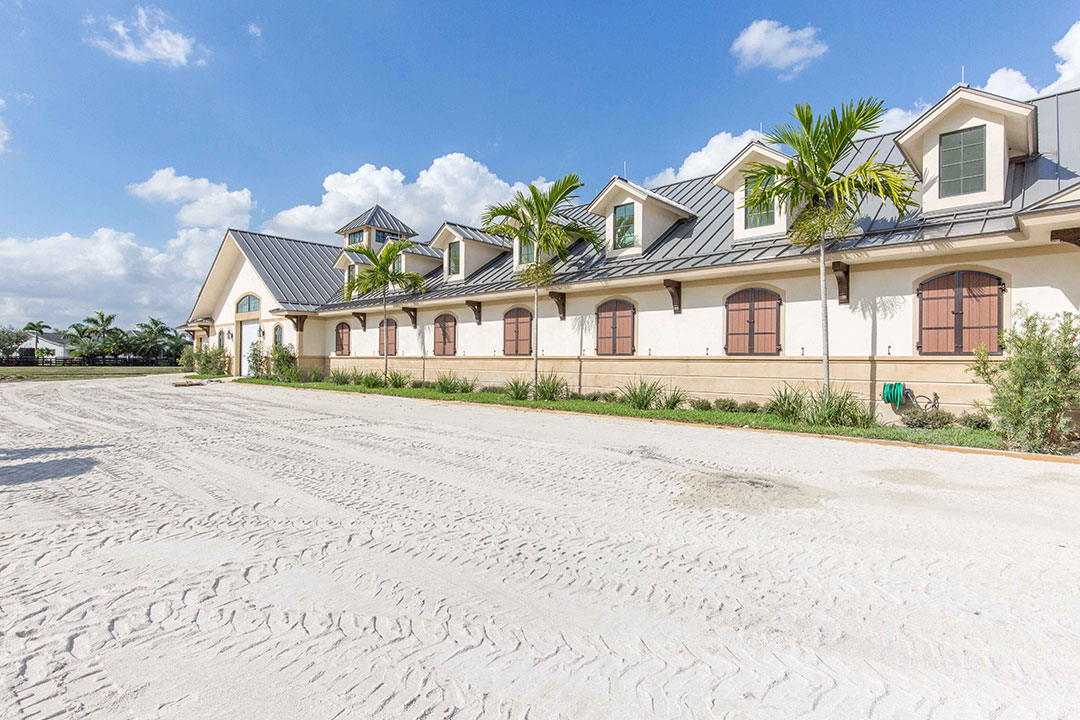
left=0, top=313, right=190, bottom=363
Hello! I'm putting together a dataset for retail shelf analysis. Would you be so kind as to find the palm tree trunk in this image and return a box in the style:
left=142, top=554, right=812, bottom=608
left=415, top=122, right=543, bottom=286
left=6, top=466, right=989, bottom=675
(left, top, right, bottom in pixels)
left=533, top=285, right=539, bottom=387
left=382, top=288, right=389, bottom=380
left=819, top=240, right=830, bottom=399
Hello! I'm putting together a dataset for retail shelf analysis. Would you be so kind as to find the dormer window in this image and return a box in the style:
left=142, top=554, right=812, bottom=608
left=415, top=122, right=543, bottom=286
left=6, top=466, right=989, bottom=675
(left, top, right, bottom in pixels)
left=519, top=239, right=535, bottom=264
left=744, top=178, right=775, bottom=229
left=447, top=241, right=461, bottom=275
left=613, top=204, right=635, bottom=249
left=375, top=230, right=399, bottom=245
left=347, top=231, right=363, bottom=245
left=347, top=265, right=357, bottom=283
left=393, top=255, right=403, bottom=273
left=939, top=125, right=985, bottom=198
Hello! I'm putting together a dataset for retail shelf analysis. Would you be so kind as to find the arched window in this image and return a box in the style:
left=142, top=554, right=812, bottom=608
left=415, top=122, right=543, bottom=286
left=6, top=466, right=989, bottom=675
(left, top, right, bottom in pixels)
left=379, top=318, right=397, bottom=356
left=273, top=324, right=283, bottom=346
left=596, top=299, right=635, bottom=355
left=918, top=271, right=1004, bottom=354
left=433, top=314, right=457, bottom=356
left=725, top=288, right=781, bottom=356
left=236, top=294, right=260, bottom=313
left=503, top=308, right=532, bottom=356
left=335, top=322, right=351, bottom=355
left=218, top=330, right=224, bottom=349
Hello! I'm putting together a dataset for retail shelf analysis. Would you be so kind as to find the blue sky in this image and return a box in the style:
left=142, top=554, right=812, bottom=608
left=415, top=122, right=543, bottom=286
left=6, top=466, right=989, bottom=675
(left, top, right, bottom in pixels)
left=1, top=1, right=1078, bottom=328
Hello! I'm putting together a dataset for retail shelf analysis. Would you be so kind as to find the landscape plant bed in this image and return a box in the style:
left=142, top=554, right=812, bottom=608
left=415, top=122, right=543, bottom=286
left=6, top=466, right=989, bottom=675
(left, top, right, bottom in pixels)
left=236, top=378, right=1004, bottom=450
left=0, top=365, right=183, bottom=382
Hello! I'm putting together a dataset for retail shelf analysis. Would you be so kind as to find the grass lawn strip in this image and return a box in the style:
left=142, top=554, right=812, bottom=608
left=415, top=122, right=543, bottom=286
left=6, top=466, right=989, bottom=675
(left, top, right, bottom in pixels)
left=236, top=378, right=1002, bottom=450
left=0, top=366, right=182, bottom=382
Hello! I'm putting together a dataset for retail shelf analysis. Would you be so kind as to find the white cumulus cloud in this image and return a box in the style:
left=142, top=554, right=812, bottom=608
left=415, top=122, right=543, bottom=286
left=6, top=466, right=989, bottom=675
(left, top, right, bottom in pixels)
left=263, top=152, right=547, bottom=242
left=86, top=6, right=202, bottom=67
left=127, top=168, right=255, bottom=229
left=247, top=23, right=261, bottom=38
left=980, top=20, right=1080, bottom=99
left=730, top=19, right=827, bottom=80
left=645, top=129, right=763, bottom=187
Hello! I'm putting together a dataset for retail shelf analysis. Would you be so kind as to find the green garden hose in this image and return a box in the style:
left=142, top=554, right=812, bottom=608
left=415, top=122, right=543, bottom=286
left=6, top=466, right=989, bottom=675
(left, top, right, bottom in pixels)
left=882, top=382, right=905, bottom=410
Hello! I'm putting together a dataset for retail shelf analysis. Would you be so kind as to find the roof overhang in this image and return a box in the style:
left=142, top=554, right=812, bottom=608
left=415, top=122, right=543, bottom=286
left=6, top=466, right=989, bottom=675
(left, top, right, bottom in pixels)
left=894, top=85, right=1037, bottom=177
left=586, top=176, right=696, bottom=219
left=711, top=142, right=793, bottom=193
left=333, top=250, right=370, bottom=270
left=1016, top=182, right=1080, bottom=238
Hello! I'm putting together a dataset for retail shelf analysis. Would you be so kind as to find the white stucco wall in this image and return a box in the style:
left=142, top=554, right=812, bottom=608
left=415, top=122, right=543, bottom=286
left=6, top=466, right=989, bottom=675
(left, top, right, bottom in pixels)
left=920, top=105, right=1008, bottom=213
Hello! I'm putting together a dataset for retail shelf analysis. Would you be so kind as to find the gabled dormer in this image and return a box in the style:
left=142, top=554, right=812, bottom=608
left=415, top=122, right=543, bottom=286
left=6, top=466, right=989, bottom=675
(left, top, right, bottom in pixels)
left=335, top=204, right=418, bottom=250
left=895, top=85, right=1037, bottom=214
left=586, top=177, right=695, bottom=258
left=712, top=142, right=793, bottom=242
left=429, top=222, right=510, bottom=283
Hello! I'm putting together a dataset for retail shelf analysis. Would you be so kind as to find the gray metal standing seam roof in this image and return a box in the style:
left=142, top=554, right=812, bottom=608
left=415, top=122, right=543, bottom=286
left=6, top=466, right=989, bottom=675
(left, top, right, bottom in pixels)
left=336, top=204, right=418, bottom=237
left=229, top=230, right=344, bottom=311
left=232, top=88, right=1080, bottom=314
left=442, top=222, right=513, bottom=249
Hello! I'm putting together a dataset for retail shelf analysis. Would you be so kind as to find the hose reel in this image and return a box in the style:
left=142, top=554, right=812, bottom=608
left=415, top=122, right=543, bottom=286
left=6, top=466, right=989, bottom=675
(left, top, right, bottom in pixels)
left=882, top=382, right=939, bottom=411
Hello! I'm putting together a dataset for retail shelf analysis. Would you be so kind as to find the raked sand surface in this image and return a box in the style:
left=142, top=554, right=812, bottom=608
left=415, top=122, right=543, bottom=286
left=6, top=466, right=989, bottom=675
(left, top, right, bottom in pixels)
left=0, top=375, right=1078, bottom=719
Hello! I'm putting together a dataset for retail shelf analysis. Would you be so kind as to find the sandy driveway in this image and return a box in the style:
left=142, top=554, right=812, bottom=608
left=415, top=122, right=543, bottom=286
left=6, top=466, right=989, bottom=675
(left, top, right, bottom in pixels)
left=0, top=376, right=1078, bottom=719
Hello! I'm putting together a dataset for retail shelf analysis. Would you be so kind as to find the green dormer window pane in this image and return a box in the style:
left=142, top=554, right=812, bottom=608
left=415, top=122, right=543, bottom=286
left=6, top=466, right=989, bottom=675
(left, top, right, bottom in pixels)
left=393, top=255, right=403, bottom=273
left=520, top=239, right=535, bottom=264
left=448, top=241, right=460, bottom=275
left=939, top=125, right=985, bottom=198
left=613, top=203, right=635, bottom=249
left=348, top=231, right=362, bottom=244
left=375, top=230, right=399, bottom=245
left=744, top=177, right=775, bottom=229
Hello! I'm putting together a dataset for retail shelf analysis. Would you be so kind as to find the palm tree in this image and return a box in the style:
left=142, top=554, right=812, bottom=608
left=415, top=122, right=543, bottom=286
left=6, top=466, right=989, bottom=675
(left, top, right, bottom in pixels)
left=482, top=174, right=604, bottom=387
left=743, top=99, right=917, bottom=398
left=83, top=311, right=118, bottom=341
left=22, top=321, right=50, bottom=355
left=133, top=318, right=171, bottom=358
left=64, top=322, right=92, bottom=342
left=342, top=238, right=427, bottom=379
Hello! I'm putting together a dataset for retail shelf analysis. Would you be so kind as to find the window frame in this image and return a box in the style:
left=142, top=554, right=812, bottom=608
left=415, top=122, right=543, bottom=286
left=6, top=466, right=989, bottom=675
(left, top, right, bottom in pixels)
left=433, top=314, right=457, bottom=356
left=743, top=178, right=775, bottom=229
left=502, top=307, right=532, bottom=356
left=612, top=203, right=635, bottom=249
left=939, top=125, right=986, bottom=199
left=519, top=238, right=535, bottom=264
left=236, top=294, right=260, bottom=314
left=335, top=322, right=351, bottom=356
left=596, top=299, right=635, bottom=356
left=375, top=229, right=399, bottom=245
left=393, top=255, right=403, bottom=273
left=273, top=324, right=283, bottom=346
left=724, top=288, right=782, bottom=356
left=347, top=231, right=363, bottom=245
left=917, top=270, right=1004, bottom=355
left=447, top=241, right=461, bottom=276
left=217, top=330, right=224, bottom=349
left=379, top=318, right=398, bottom=356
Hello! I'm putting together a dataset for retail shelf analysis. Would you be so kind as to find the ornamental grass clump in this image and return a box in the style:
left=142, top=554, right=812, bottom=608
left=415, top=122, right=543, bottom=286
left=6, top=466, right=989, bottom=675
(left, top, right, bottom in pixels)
left=503, top=378, right=532, bottom=401
left=386, top=370, right=412, bottom=388
left=661, top=386, right=688, bottom=410
left=533, top=372, right=568, bottom=401
left=360, top=370, right=386, bottom=388
left=329, top=369, right=351, bottom=386
left=434, top=372, right=474, bottom=393
left=619, top=377, right=665, bottom=410
left=968, top=309, right=1080, bottom=453
left=803, top=387, right=877, bottom=428
left=764, top=384, right=808, bottom=422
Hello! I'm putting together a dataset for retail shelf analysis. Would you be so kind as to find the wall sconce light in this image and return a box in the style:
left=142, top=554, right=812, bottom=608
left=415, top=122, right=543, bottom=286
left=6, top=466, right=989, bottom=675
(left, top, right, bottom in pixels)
left=258, top=327, right=265, bottom=338
left=227, top=330, right=234, bottom=340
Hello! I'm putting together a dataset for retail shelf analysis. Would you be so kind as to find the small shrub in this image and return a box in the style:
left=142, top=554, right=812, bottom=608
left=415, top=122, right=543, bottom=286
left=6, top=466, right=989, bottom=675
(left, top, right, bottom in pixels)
left=503, top=378, right=532, bottom=401
left=737, top=400, right=761, bottom=414
left=619, top=377, right=665, bottom=410
left=901, top=407, right=956, bottom=429
left=690, top=398, right=713, bottom=411
left=764, top=384, right=809, bottom=422
left=361, top=371, right=386, bottom=388
left=348, top=370, right=366, bottom=385
left=276, top=365, right=301, bottom=383
left=598, top=391, right=620, bottom=403
left=804, top=387, right=878, bottom=428
left=269, top=343, right=297, bottom=381
left=435, top=372, right=463, bottom=393
left=301, top=367, right=325, bottom=383
left=713, top=397, right=740, bottom=412
left=246, top=341, right=267, bottom=378
left=387, top=370, right=412, bottom=388
left=180, top=345, right=196, bottom=373
left=478, top=385, right=503, bottom=394
left=458, top=376, right=478, bottom=393
left=329, top=369, right=351, bottom=385
left=533, top=372, right=568, bottom=401
left=410, top=379, right=435, bottom=389
left=969, top=308, right=1080, bottom=453
left=958, top=410, right=992, bottom=430
left=196, top=347, right=230, bottom=376
left=661, top=386, right=688, bottom=410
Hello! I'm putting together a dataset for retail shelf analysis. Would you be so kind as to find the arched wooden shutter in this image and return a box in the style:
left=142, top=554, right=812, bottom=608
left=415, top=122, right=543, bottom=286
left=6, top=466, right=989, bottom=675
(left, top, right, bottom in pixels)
left=918, top=271, right=1003, bottom=354
left=597, top=300, right=634, bottom=355
left=335, top=322, right=350, bottom=355
left=725, top=289, right=780, bottom=355
left=503, top=308, right=531, bottom=356
left=379, top=319, right=397, bottom=356
left=434, top=314, right=456, bottom=356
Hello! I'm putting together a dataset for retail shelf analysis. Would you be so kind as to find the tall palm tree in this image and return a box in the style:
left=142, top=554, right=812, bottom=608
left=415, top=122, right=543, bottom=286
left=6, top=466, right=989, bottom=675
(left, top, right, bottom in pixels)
left=482, top=174, right=603, bottom=387
left=133, top=317, right=171, bottom=358
left=743, top=99, right=917, bottom=398
left=22, top=321, right=50, bottom=355
left=342, top=238, right=427, bottom=379
left=83, top=311, right=118, bottom=341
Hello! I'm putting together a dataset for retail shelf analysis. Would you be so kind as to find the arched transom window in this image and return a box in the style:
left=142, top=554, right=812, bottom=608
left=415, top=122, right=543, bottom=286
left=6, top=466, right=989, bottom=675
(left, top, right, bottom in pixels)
left=918, top=271, right=1004, bottom=354
left=433, top=314, right=457, bottom=356
left=596, top=299, right=635, bottom=356
left=335, top=322, right=350, bottom=355
left=725, top=288, right=781, bottom=356
left=503, top=308, right=532, bottom=356
left=236, top=294, right=260, bottom=313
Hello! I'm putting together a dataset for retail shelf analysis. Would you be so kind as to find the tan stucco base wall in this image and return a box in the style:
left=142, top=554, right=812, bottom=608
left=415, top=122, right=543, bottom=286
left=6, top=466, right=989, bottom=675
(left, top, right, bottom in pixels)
left=328, top=354, right=987, bottom=420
